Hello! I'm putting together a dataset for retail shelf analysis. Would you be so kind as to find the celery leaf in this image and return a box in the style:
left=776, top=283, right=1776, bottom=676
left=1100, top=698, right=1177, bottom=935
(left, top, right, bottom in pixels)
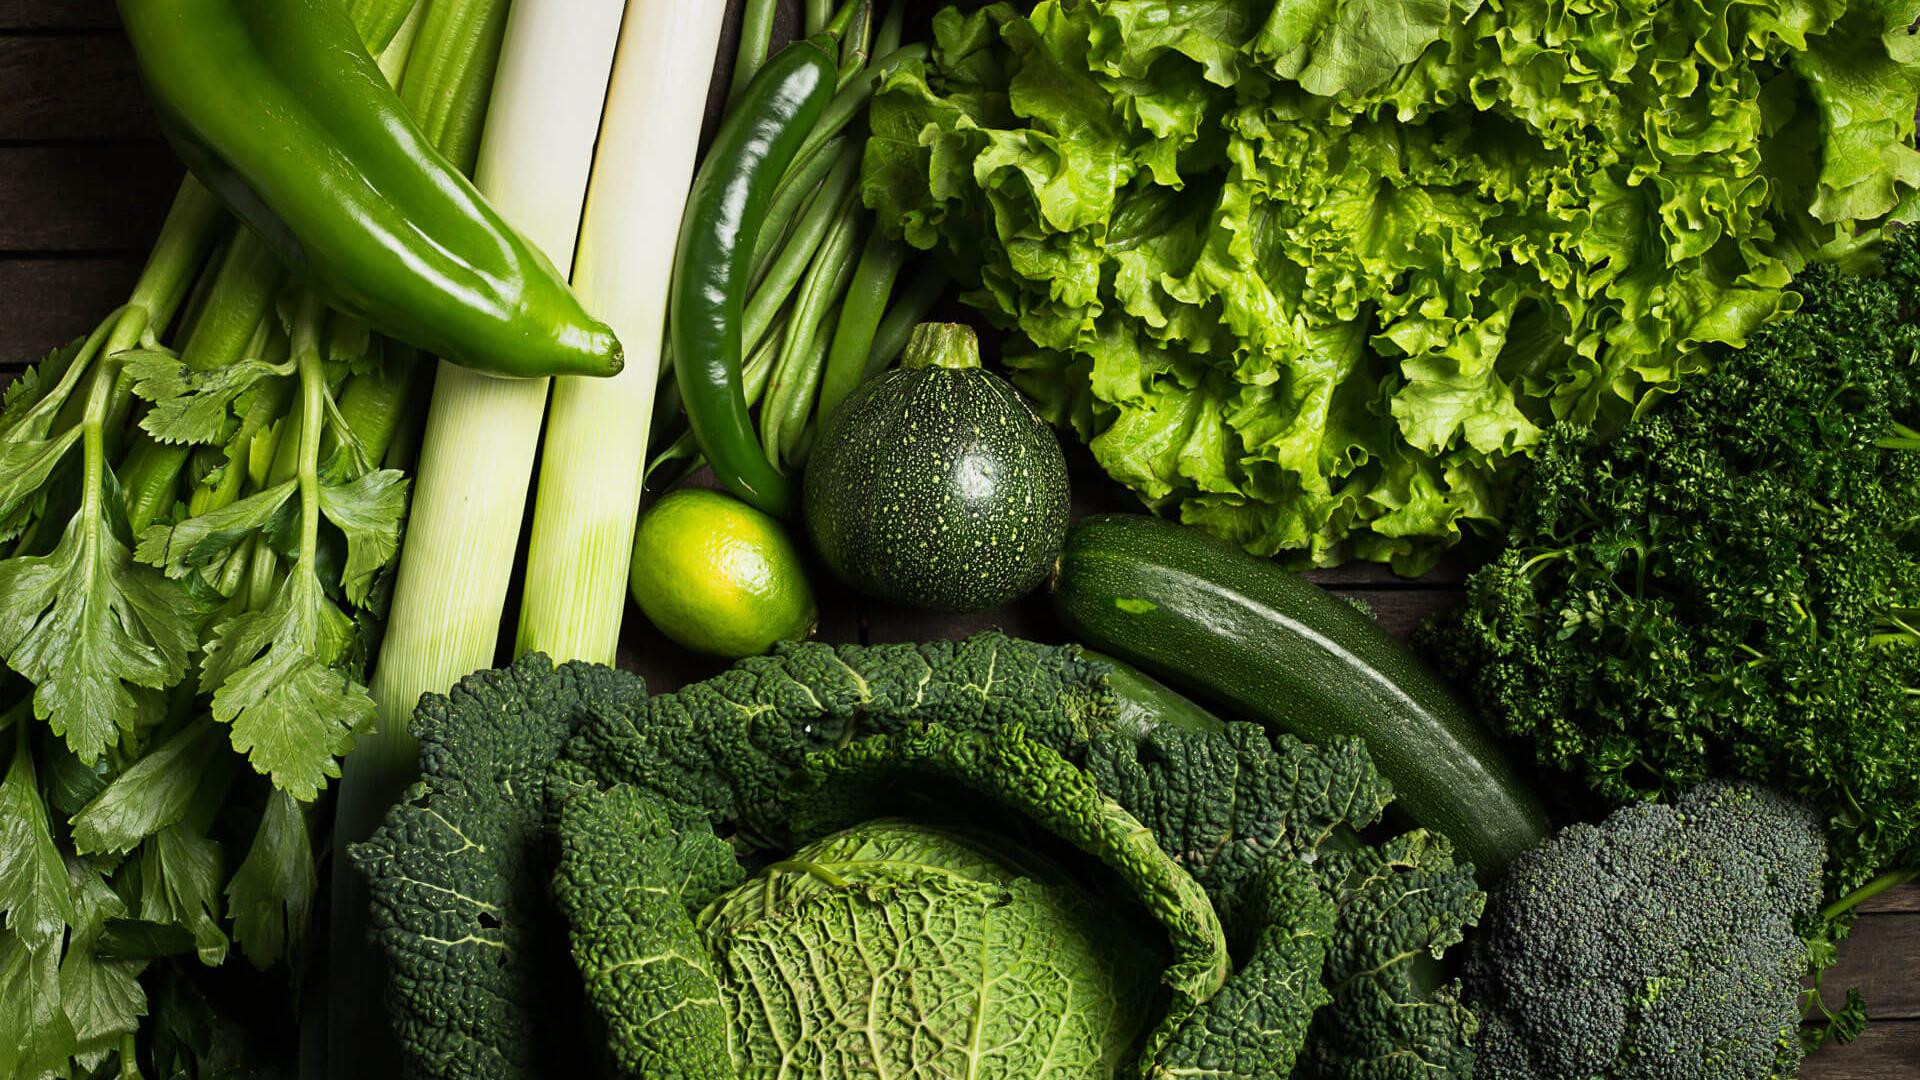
left=0, top=510, right=200, bottom=763
left=201, top=567, right=372, bottom=800
left=123, top=349, right=293, bottom=447
left=134, top=478, right=297, bottom=580
left=318, top=469, right=409, bottom=607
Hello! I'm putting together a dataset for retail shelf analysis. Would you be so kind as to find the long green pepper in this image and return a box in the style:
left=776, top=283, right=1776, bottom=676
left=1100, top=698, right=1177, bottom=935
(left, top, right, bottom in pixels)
left=117, top=0, right=620, bottom=380
left=671, top=34, right=840, bottom=517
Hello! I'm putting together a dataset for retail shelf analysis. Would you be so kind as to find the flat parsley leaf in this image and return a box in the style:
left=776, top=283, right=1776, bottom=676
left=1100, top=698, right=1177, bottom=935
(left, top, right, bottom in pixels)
left=60, top=858, right=143, bottom=1068
left=227, top=790, right=314, bottom=969
left=137, top=826, right=228, bottom=967
left=0, top=737, right=74, bottom=950
left=0, top=930, right=76, bottom=1078
left=69, top=724, right=226, bottom=856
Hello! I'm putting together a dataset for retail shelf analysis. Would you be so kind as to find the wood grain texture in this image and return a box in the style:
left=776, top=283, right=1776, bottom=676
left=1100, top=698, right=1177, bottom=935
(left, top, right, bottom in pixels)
left=0, top=145, right=179, bottom=251
left=0, top=33, right=155, bottom=140
left=1820, top=913, right=1920, bottom=1022
left=0, top=1, right=115, bottom=30
left=0, top=254, right=146, bottom=360
left=1, top=5, right=1916, bottom=1077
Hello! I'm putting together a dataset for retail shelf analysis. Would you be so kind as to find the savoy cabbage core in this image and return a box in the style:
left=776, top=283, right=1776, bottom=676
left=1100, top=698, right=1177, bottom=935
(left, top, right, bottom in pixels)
left=696, top=820, right=1160, bottom=1074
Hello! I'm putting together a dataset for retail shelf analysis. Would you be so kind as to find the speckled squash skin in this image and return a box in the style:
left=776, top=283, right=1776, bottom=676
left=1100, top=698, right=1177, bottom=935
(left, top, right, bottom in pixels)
left=803, top=325, right=1070, bottom=612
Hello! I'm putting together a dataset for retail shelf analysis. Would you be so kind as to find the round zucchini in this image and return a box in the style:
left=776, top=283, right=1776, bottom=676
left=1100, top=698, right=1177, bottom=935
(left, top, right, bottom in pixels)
left=1052, top=514, right=1549, bottom=878
left=803, top=323, right=1069, bottom=612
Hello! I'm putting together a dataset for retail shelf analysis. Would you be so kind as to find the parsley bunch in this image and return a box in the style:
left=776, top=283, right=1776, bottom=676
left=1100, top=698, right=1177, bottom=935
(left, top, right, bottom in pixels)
left=1427, top=232, right=1920, bottom=899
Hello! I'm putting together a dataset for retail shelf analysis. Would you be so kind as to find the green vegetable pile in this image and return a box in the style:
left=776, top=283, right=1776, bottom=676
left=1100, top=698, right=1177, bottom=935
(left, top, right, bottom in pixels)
left=354, top=633, right=1484, bottom=1079
left=863, top=0, right=1920, bottom=571
left=1468, top=780, right=1828, bottom=1079
left=1428, top=228, right=1920, bottom=899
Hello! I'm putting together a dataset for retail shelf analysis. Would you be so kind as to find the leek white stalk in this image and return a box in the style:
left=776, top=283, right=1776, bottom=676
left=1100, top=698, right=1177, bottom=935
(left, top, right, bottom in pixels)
left=329, top=3, right=624, bottom=1073
left=517, top=0, right=727, bottom=664
left=367, top=0, right=623, bottom=740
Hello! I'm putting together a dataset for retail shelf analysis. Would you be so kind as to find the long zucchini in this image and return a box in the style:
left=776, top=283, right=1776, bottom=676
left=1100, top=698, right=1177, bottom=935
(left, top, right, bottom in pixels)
left=1052, top=514, right=1548, bottom=877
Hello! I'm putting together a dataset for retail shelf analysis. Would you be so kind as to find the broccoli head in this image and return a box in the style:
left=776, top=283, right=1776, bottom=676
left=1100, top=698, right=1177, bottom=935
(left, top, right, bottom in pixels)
left=1466, top=780, right=1825, bottom=1080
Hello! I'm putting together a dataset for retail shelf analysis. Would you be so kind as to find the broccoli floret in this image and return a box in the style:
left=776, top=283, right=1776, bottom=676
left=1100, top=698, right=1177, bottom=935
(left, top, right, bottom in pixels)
left=1466, top=780, right=1826, bottom=1080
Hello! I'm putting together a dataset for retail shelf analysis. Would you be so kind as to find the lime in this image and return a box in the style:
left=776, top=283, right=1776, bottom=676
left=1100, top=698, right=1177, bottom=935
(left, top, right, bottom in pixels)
left=629, top=488, right=818, bottom=658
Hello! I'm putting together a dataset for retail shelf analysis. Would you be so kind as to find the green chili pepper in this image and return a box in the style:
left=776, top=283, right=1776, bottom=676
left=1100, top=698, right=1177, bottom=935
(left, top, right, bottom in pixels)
left=670, top=35, right=838, bottom=517
left=117, top=0, right=622, bottom=380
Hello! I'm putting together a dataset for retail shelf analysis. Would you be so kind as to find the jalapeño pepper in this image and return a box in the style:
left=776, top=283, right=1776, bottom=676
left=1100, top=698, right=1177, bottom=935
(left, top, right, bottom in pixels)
left=117, top=0, right=622, bottom=380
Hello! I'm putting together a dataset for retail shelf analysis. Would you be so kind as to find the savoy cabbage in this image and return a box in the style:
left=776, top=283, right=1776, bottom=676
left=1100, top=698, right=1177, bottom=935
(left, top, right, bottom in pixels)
left=353, top=633, right=1482, bottom=1078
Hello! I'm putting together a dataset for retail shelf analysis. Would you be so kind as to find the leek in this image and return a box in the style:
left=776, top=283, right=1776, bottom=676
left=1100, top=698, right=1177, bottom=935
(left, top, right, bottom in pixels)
left=321, top=0, right=538, bottom=1074
left=364, top=0, right=624, bottom=774
left=517, top=0, right=727, bottom=664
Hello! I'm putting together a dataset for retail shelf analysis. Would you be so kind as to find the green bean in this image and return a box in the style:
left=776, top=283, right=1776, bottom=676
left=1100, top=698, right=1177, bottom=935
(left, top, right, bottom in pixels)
left=749, top=134, right=847, bottom=285
left=838, top=1, right=874, bottom=87
left=785, top=44, right=930, bottom=184
left=787, top=44, right=921, bottom=160
left=866, top=264, right=949, bottom=378
left=727, top=0, right=779, bottom=104
left=777, top=318, right=838, bottom=467
left=744, top=148, right=860, bottom=355
left=762, top=191, right=864, bottom=466
left=744, top=308, right=791, bottom=407
left=874, top=1, right=904, bottom=57
left=816, top=227, right=906, bottom=427
left=806, top=0, right=833, bottom=36
left=823, top=0, right=864, bottom=39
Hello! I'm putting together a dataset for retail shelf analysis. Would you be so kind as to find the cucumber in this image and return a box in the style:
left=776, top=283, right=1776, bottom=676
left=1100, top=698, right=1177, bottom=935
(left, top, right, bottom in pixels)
left=1052, top=514, right=1548, bottom=878
left=1082, top=650, right=1227, bottom=743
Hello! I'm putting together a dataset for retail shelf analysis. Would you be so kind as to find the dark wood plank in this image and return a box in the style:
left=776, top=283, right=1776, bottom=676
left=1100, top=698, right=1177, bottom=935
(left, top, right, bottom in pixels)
left=0, top=34, right=157, bottom=140
left=1805, top=1021, right=1920, bottom=1078
left=0, top=1, right=115, bottom=30
left=0, top=144, right=179, bottom=252
left=1820, top=908, right=1920, bottom=1022
left=0, top=254, right=146, bottom=362
left=1865, top=884, right=1920, bottom=915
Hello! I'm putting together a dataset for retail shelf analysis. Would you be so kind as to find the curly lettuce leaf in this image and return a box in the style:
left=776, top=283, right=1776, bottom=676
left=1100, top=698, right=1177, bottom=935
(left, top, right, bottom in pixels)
left=866, top=0, right=1920, bottom=571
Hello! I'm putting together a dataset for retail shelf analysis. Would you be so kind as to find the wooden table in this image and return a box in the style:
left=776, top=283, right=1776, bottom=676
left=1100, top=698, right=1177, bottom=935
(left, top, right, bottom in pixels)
left=2, top=2, right=1914, bottom=1075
